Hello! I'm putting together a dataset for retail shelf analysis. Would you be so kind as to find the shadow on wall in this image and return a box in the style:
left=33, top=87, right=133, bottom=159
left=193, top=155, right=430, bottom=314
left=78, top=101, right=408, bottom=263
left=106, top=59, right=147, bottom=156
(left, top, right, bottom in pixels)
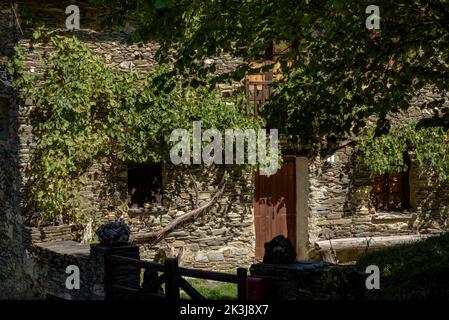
left=0, top=79, right=42, bottom=299
left=412, top=166, right=449, bottom=234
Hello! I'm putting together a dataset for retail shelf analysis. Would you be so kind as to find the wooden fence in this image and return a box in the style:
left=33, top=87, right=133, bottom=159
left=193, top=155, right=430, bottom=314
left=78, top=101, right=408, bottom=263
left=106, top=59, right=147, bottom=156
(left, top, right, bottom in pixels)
left=105, top=255, right=248, bottom=301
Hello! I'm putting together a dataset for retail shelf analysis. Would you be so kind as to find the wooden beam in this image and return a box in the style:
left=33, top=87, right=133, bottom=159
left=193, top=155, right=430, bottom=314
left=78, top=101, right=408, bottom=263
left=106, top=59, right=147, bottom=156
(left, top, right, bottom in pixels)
left=315, top=235, right=430, bottom=252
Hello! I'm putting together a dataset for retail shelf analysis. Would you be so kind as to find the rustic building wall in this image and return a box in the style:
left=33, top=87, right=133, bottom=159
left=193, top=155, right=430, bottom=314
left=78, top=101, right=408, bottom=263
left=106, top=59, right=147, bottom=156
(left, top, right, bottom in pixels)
left=130, top=165, right=255, bottom=270
left=307, top=102, right=449, bottom=259
left=0, top=1, right=42, bottom=299
left=2, top=0, right=254, bottom=284
left=29, top=241, right=105, bottom=300
left=6, top=0, right=448, bottom=286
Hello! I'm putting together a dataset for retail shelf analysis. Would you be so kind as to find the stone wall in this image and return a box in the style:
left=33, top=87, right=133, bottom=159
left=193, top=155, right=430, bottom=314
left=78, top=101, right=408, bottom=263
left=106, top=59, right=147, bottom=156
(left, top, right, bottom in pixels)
left=1, top=0, right=254, bottom=283
left=0, top=1, right=41, bottom=299
left=307, top=103, right=449, bottom=260
left=250, top=262, right=366, bottom=300
left=27, top=241, right=141, bottom=300
left=29, top=225, right=78, bottom=243
left=131, top=165, right=255, bottom=270
left=29, top=241, right=104, bottom=300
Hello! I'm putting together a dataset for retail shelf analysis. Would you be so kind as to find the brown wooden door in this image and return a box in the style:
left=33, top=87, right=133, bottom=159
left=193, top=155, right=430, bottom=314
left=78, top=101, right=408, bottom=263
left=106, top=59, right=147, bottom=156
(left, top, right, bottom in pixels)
left=253, top=157, right=296, bottom=260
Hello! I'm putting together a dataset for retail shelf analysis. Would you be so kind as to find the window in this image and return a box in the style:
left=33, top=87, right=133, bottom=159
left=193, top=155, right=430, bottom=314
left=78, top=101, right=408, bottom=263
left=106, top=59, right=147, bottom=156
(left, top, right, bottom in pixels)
left=244, top=44, right=274, bottom=113
left=127, top=163, right=163, bottom=208
left=0, top=97, right=9, bottom=140
left=371, top=153, right=411, bottom=211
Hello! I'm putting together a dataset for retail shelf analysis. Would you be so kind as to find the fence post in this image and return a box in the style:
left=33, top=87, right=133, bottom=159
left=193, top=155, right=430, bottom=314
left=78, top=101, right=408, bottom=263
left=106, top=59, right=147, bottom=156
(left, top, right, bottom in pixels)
left=104, top=254, right=113, bottom=300
left=237, top=267, right=247, bottom=301
left=165, top=258, right=180, bottom=300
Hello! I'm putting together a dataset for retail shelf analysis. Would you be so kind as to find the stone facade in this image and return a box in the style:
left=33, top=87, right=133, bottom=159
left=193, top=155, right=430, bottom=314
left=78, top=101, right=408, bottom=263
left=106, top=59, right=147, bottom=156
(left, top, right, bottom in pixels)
left=2, top=0, right=449, bottom=300
left=0, top=1, right=38, bottom=299
left=29, top=241, right=104, bottom=300
left=27, top=241, right=140, bottom=300
left=0, top=0, right=254, bottom=294
left=306, top=103, right=449, bottom=260
left=133, top=165, right=255, bottom=270
left=29, top=225, right=78, bottom=243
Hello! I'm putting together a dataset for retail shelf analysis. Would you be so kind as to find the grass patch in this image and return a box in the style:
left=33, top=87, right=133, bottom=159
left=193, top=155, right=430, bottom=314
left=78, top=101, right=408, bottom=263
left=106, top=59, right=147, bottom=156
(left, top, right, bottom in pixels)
left=356, top=232, right=449, bottom=299
left=180, top=278, right=238, bottom=300
left=139, top=269, right=238, bottom=300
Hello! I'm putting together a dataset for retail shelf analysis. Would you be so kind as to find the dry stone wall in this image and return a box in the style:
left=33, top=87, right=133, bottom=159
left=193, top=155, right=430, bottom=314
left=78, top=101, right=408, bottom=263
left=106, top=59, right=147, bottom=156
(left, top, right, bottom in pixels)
left=307, top=102, right=449, bottom=259
left=0, top=1, right=41, bottom=299
left=1, top=0, right=255, bottom=285
left=131, top=165, right=255, bottom=270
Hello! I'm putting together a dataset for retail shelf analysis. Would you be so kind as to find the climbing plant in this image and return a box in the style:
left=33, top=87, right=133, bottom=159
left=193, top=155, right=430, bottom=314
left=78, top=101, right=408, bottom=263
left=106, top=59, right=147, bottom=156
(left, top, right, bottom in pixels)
left=7, top=35, right=264, bottom=224
left=358, top=122, right=449, bottom=181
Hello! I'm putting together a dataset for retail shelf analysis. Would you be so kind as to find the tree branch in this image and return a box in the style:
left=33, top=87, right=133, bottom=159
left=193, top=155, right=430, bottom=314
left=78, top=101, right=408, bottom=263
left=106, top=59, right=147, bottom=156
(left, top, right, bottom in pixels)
left=130, top=170, right=227, bottom=244
left=401, top=0, right=449, bottom=34
left=188, top=172, right=199, bottom=209
left=323, top=138, right=360, bottom=155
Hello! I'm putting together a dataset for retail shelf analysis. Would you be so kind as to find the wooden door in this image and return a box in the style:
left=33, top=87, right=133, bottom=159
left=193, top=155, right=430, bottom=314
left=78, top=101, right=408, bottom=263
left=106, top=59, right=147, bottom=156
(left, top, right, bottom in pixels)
left=253, top=157, right=296, bottom=259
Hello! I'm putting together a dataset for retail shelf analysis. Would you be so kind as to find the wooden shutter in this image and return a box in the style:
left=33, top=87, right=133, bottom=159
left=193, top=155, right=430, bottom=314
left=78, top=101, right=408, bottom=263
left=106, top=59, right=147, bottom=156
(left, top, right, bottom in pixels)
left=371, top=171, right=410, bottom=211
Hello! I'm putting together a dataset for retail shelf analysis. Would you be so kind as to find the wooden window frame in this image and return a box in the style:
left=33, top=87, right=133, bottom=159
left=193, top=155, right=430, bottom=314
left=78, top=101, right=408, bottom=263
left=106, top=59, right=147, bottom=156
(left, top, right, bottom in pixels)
left=371, top=153, right=411, bottom=212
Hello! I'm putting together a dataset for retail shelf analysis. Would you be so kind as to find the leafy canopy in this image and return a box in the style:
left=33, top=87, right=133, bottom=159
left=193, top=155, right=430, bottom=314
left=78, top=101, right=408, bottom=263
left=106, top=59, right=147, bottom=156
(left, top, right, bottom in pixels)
left=358, top=122, right=449, bottom=181
left=91, top=0, right=449, bottom=178
left=93, top=1, right=449, bottom=144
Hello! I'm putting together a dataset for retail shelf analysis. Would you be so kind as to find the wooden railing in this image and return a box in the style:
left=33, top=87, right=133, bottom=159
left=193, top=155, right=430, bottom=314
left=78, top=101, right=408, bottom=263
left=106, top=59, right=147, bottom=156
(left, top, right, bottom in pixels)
left=105, top=255, right=248, bottom=301
left=244, top=76, right=273, bottom=115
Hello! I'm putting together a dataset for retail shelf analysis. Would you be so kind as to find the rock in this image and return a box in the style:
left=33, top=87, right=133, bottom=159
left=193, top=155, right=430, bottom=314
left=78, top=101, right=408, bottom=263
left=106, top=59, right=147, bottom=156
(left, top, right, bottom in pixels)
left=95, top=220, right=130, bottom=246
left=194, top=253, right=209, bottom=262
left=172, top=240, right=185, bottom=247
left=263, top=235, right=296, bottom=264
left=189, top=244, right=200, bottom=252
left=169, top=231, right=189, bottom=237
left=118, top=60, right=135, bottom=70
left=207, top=252, right=224, bottom=261
left=212, top=227, right=227, bottom=236
left=223, top=249, right=232, bottom=257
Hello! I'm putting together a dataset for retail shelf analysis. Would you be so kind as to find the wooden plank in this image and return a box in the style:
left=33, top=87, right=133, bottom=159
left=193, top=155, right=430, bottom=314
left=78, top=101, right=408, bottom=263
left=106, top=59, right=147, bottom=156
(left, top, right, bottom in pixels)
left=237, top=268, right=247, bottom=301
left=165, top=258, right=180, bottom=300
left=111, top=284, right=139, bottom=293
left=286, top=159, right=297, bottom=248
left=178, top=277, right=206, bottom=301
left=253, top=157, right=297, bottom=259
left=141, top=273, right=165, bottom=294
left=177, top=267, right=239, bottom=283
left=315, top=235, right=429, bottom=251
left=104, top=254, right=114, bottom=300
left=138, top=292, right=166, bottom=300
left=108, top=255, right=165, bottom=272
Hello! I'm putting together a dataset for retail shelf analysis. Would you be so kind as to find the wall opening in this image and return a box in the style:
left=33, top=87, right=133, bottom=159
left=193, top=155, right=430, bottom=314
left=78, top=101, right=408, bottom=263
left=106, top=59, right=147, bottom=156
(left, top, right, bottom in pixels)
left=127, top=162, right=163, bottom=208
left=370, top=152, right=411, bottom=211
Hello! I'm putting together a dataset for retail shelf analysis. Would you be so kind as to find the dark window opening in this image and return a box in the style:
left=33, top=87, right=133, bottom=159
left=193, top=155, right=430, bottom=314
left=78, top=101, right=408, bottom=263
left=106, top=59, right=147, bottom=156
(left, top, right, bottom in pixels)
left=0, top=97, right=9, bottom=140
left=127, top=163, right=163, bottom=208
left=264, top=43, right=274, bottom=62
left=371, top=152, right=411, bottom=211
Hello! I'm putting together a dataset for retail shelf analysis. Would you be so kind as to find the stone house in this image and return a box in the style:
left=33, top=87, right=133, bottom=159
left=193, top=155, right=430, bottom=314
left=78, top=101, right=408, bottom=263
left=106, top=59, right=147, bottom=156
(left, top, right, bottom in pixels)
left=1, top=2, right=449, bottom=297
left=0, top=0, right=255, bottom=280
